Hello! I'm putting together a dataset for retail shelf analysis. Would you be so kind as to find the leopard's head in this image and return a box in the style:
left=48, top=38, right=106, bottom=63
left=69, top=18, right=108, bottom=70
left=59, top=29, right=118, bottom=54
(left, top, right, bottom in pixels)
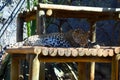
left=72, top=29, right=89, bottom=47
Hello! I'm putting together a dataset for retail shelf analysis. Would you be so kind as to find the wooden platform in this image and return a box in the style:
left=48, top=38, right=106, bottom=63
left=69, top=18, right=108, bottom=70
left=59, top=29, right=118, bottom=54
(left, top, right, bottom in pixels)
left=15, top=3, right=120, bottom=80
left=6, top=46, right=120, bottom=80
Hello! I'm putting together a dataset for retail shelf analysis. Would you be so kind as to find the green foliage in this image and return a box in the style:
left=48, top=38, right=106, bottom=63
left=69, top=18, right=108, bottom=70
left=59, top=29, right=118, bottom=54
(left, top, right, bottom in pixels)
left=26, top=22, right=31, bottom=36
left=31, top=20, right=36, bottom=35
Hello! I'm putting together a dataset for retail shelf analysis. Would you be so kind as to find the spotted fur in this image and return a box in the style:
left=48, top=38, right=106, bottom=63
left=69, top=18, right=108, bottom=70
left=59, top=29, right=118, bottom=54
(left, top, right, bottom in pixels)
left=10, top=29, right=89, bottom=48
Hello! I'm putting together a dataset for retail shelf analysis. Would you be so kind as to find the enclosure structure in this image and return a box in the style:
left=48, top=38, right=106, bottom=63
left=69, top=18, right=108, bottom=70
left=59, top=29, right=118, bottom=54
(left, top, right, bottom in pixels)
left=6, top=3, right=120, bottom=80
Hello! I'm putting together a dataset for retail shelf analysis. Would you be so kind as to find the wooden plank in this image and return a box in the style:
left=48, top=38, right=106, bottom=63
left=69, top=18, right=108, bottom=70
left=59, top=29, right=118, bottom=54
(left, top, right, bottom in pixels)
left=28, top=55, right=35, bottom=80
left=20, top=10, right=120, bottom=22
left=78, top=63, right=86, bottom=80
left=17, top=15, right=24, bottom=42
left=39, top=62, right=45, bottom=80
left=11, top=55, right=20, bottom=80
left=111, top=55, right=119, bottom=80
left=39, top=56, right=112, bottom=63
left=38, top=3, right=120, bottom=12
left=36, top=10, right=45, bottom=35
left=6, top=46, right=42, bottom=54
left=90, top=62, right=95, bottom=80
left=89, top=20, right=96, bottom=80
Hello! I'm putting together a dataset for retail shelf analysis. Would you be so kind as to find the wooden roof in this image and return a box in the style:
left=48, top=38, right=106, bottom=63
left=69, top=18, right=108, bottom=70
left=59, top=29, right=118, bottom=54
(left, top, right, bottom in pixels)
left=19, top=3, right=120, bottom=22
left=5, top=46, right=120, bottom=57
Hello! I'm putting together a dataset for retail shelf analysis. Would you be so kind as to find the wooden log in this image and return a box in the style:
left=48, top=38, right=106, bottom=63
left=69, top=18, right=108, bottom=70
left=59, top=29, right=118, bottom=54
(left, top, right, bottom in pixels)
left=36, top=10, right=45, bottom=35
left=111, top=55, right=119, bottom=80
left=58, top=48, right=65, bottom=56
left=102, top=49, right=109, bottom=57
left=114, top=47, right=120, bottom=54
left=34, top=47, right=41, bottom=54
left=89, top=20, right=96, bottom=80
left=99, top=48, right=114, bottom=57
left=6, top=46, right=41, bottom=54
left=90, top=49, right=97, bottom=56
left=90, top=62, right=95, bottom=80
left=107, top=49, right=114, bottom=57
left=39, top=3, right=120, bottom=12
left=71, top=48, right=78, bottom=57
left=64, top=48, right=71, bottom=57
left=48, top=48, right=57, bottom=56
left=97, top=49, right=103, bottom=57
left=77, top=48, right=84, bottom=56
left=84, top=48, right=90, bottom=56
left=42, top=47, right=49, bottom=56
left=32, top=54, right=40, bottom=80
left=46, top=9, right=53, bottom=16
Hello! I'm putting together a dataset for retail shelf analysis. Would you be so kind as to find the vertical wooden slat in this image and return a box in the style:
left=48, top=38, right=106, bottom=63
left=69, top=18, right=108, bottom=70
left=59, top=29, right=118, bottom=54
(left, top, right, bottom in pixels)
left=39, top=62, right=45, bottom=80
left=90, top=62, right=95, bottom=80
left=11, top=55, right=20, bottom=80
left=28, top=55, right=35, bottom=80
left=36, top=10, right=45, bottom=35
left=78, top=62, right=86, bottom=80
left=36, top=10, right=45, bottom=80
left=111, top=54, right=120, bottom=80
left=89, top=20, right=97, bottom=80
left=16, top=14, right=24, bottom=80
left=17, top=14, right=24, bottom=42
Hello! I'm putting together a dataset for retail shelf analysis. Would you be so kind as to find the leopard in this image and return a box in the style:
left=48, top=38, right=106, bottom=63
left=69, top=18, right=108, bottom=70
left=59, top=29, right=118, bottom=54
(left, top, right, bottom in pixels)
left=21, top=28, right=89, bottom=48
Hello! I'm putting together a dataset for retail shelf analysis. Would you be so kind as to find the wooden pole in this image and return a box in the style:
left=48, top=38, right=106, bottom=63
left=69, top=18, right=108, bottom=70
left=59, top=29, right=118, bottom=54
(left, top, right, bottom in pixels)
left=111, top=54, right=120, bottom=80
left=36, top=9, right=45, bottom=80
left=17, top=14, right=24, bottom=42
left=89, top=20, right=97, bottom=80
left=78, top=63, right=86, bottom=80
left=36, top=10, right=45, bottom=35
left=11, top=55, right=20, bottom=80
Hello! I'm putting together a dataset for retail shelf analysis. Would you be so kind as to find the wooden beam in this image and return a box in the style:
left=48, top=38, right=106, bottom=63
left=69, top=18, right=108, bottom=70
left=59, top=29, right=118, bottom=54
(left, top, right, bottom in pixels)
left=38, top=3, right=120, bottom=12
left=39, top=56, right=112, bottom=63
left=17, top=15, right=24, bottom=42
left=89, top=20, right=97, bottom=80
left=11, top=55, right=20, bottom=80
left=111, top=54, right=120, bottom=80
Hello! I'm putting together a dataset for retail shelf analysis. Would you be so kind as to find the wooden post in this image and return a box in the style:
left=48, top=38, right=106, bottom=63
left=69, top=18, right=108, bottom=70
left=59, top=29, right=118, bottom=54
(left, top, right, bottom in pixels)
left=39, top=62, right=45, bottom=80
left=111, top=54, right=120, bottom=80
left=16, top=14, right=24, bottom=80
left=78, top=63, right=86, bottom=80
left=89, top=20, right=97, bottom=80
left=28, top=54, right=35, bottom=80
left=36, top=10, right=45, bottom=80
left=11, top=55, right=20, bottom=80
left=17, top=14, right=24, bottom=42
left=36, top=10, right=46, bottom=35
